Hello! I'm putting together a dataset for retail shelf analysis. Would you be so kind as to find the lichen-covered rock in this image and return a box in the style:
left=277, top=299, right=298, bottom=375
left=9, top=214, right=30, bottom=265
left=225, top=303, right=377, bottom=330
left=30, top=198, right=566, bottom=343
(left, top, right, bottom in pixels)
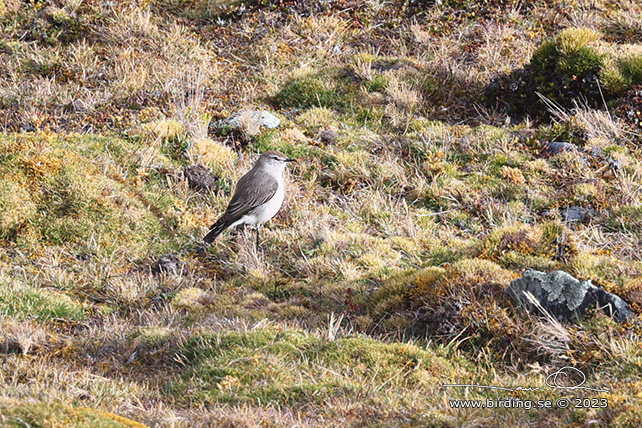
left=507, top=269, right=633, bottom=322
left=220, top=110, right=281, bottom=133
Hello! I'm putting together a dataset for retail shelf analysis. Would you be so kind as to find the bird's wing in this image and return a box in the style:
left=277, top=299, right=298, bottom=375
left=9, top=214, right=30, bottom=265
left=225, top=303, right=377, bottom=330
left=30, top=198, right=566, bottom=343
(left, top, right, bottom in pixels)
left=221, top=169, right=279, bottom=224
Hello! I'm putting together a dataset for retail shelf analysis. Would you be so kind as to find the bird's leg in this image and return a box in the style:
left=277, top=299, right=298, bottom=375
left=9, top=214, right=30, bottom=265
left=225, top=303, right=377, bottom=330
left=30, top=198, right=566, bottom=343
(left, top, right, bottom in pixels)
left=255, top=226, right=260, bottom=252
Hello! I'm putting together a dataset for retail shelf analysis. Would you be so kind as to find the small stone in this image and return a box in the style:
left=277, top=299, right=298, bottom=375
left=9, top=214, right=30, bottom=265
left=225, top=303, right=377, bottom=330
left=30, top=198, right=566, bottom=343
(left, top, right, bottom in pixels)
left=319, top=128, right=339, bottom=144
left=154, top=254, right=185, bottom=275
left=184, top=164, right=218, bottom=191
left=561, top=206, right=596, bottom=224
left=589, top=146, right=605, bottom=157
left=456, top=220, right=466, bottom=229
left=541, top=141, right=579, bottom=157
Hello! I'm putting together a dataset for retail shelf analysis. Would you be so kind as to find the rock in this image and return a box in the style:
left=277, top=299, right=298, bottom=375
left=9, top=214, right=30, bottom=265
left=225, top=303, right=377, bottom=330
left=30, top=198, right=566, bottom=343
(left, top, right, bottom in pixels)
left=258, top=111, right=281, bottom=129
left=541, top=141, right=579, bottom=157
left=593, top=288, right=634, bottom=323
left=183, top=164, right=218, bottom=191
left=221, top=110, right=281, bottom=132
left=319, top=128, right=339, bottom=144
left=154, top=254, right=185, bottom=275
left=456, top=220, right=466, bottom=229
left=561, top=206, right=596, bottom=224
left=588, top=145, right=605, bottom=157
left=506, top=270, right=633, bottom=323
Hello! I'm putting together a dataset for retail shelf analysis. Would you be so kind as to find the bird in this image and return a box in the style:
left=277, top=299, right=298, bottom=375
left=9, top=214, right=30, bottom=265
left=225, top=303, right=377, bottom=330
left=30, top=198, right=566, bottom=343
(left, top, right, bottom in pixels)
left=204, top=150, right=296, bottom=249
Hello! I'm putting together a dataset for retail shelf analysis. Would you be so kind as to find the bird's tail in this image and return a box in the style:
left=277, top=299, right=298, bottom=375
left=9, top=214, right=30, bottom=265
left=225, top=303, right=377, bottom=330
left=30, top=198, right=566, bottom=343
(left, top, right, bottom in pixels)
left=203, top=218, right=229, bottom=244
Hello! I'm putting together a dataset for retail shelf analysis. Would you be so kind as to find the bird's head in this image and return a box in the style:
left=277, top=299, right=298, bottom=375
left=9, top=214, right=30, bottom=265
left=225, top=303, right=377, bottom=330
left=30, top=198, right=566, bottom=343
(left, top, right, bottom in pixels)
left=258, top=150, right=297, bottom=171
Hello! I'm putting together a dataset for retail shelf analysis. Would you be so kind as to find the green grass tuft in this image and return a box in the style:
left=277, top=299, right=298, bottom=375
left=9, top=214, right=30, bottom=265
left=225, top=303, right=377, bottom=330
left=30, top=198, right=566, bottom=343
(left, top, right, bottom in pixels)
left=0, top=274, right=85, bottom=322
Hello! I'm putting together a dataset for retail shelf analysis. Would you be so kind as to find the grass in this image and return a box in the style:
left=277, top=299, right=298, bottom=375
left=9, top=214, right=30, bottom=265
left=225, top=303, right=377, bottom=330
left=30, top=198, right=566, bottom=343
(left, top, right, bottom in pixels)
left=1, top=0, right=642, bottom=427
left=174, top=327, right=452, bottom=408
left=0, top=273, right=85, bottom=322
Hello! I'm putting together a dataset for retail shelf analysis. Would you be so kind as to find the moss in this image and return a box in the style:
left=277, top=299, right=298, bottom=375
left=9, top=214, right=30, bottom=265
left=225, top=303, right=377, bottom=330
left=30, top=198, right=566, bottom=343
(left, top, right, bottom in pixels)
left=531, top=28, right=603, bottom=78
left=295, top=107, right=336, bottom=133
left=171, top=287, right=215, bottom=312
left=0, top=398, right=148, bottom=428
left=275, top=74, right=343, bottom=109
left=618, top=54, right=642, bottom=88
left=141, top=119, right=187, bottom=141
left=253, top=130, right=322, bottom=160
left=489, top=27, right=607, bottom=118
left=132, top=326, right=172, bottom=350
left=363, top=74, right=388, bottom=92
left=0, top=133, right=171, bottom=256
left=188, top=137, right=236, bottom=177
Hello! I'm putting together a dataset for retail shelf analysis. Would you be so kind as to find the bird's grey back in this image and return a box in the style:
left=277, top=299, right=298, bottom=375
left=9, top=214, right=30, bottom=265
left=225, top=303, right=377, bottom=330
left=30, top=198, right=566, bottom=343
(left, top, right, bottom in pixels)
left=219, top=165, right=279, bottom=225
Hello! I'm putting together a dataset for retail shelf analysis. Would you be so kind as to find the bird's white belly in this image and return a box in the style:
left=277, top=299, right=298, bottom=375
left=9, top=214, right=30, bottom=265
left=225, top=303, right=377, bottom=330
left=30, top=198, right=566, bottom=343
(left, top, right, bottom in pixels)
left=231, top=181, right=285, bottom=228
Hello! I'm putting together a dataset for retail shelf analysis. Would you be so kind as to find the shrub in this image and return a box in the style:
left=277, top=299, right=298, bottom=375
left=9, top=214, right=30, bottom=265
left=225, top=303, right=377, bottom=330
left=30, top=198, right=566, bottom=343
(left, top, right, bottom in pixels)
left=486, top=28, right=607, bottom=119
left=530, top=28, right=603, bottom=103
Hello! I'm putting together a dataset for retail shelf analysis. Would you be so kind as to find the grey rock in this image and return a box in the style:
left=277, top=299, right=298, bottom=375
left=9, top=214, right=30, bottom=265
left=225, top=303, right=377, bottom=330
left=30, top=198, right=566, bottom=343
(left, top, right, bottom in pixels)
left=592, top=288, right=633, bottom=323
left=184, top=164, right=218, bottom=191
left=507, top=269, right=633, bottom=322
left=541, top=141, right=579, bottom=157
left=319, top=128, right=339, bottom=144
left=222, top=110, right=281, bottom=131
left=372, top=61, right=403, bottom=72
left=561, top=206, right=596, bottom=223
left=589, top=146, right=605, bottom=157
left=154, top=254, right=185, bottom=275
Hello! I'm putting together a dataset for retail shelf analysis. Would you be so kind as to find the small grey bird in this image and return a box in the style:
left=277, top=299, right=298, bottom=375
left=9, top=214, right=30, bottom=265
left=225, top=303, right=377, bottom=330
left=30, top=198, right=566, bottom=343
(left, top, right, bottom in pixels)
left=204, top=150, right=296, bottom=248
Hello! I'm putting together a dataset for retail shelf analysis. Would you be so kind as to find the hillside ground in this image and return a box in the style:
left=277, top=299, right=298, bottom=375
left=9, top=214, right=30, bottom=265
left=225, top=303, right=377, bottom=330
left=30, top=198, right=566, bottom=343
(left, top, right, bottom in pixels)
left=2, top=0, right=642, bottom=426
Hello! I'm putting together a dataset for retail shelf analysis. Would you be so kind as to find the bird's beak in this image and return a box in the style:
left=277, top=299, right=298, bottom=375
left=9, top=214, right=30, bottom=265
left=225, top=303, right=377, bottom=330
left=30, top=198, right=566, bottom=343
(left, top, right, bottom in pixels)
left=285, top=158, right=297, bottom=163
